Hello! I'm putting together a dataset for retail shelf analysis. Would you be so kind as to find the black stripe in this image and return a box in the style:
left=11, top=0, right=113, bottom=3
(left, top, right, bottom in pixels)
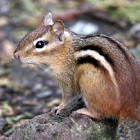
left=79, top=45, right=114, bottom=67
left=102, top=36, right=131, bottom=64
left=77, top=56, right=107, bottom=72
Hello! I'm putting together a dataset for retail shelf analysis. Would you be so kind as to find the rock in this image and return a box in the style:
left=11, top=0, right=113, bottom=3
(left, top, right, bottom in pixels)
left=69, top=20, right=99, bottom=35
left=8, top=96, right=117, bottom=140
left=8, top=113, right=117, bottom=140
left=117, top=119, right=140, bottom=140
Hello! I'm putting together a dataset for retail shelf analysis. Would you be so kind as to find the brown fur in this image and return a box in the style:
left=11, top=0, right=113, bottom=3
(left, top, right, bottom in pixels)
left=15, top=25, right=51, bottom=52
left=76, top=35, right=140, bottom=120
left=14, top=16, right=140, bottom=121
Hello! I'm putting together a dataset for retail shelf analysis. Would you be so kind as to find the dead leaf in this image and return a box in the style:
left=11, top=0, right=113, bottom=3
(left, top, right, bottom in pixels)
left=23, top=16, right=42, bottom=28
left=0, top=77, right=25, bottom=91
left=39, top=0, right=58, bottom=5
left=0, top=103, right=15, bottom=117
left=123, top=40, right=135, bottom=48
left=47, top=99, right=61, bottom=107
left=0, top=40, right=15, bottom=63
left=0, top=17, right=8, bottom=27
left=7, top=106, right=15, bottom=116
left=2, top=40, right=15, bottom=58
left=0, top=135, right=7, bottom=140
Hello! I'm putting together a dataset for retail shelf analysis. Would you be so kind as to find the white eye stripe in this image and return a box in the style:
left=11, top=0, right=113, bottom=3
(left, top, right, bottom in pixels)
left=35, top=47, right=46, bottom=52
left=33, top=38, right=47, bottom=52
left=33, top=37, right=57, bottom=52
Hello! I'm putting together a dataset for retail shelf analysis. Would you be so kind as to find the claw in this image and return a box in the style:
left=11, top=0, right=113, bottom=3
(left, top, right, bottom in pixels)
left=51, top=105, right=64, bottom=115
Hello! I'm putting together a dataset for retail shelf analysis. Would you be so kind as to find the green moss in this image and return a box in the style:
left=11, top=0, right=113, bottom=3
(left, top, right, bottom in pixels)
left=86, top=0, right=140, bottom=24
left=83, top=121, right=117, bottom=140
left=135, top=50, right=140, bottom=57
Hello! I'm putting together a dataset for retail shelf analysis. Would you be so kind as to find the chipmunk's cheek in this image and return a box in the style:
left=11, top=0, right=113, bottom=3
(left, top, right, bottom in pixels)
left=20, top=57, right=32, bottom=64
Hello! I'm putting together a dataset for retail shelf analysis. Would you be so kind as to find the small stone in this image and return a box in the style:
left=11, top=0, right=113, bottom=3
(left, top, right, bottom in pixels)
left=33, top=83, right=42, bottom=91
left=0, top=31, right=6, bottom=40
left=69, top=20, right=99, bottom=35
left=36, top=91, right=52, bottom=98
left=130, top=23, right=140, bottom=40
left=0, top=87, right=5, bottom=100
left=0, top=117, right=6, bottom=131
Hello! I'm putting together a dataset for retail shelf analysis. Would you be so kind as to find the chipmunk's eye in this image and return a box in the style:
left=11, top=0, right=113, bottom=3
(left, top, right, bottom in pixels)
left=35, top=41, right=45, bottom=48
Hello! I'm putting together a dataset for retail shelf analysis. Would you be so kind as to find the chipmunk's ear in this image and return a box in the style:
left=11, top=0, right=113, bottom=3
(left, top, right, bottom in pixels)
left=43, top=12, right=53, bottom=26
left=51, top=20, right=64, bottom=34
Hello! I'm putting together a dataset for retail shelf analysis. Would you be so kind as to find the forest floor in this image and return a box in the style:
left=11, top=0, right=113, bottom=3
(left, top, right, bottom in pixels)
left=0, top=0, right=140, bottom=139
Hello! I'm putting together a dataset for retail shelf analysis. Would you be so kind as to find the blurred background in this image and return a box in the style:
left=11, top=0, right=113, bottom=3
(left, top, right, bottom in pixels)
left=0, top=0, right=140, bottom=138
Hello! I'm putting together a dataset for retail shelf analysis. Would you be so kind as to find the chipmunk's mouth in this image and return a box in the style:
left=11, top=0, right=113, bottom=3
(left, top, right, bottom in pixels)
left=20, top=57, right=45, bottom=69
left=14, top=52, right=46, bottom=68
left=15, top=56, right=33, bottom=64
left=13, top=52, right=21, bottom=61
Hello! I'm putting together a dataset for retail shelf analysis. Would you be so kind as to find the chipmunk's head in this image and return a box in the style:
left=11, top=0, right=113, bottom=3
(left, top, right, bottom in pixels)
left=13, top=12, right=71, bottom=67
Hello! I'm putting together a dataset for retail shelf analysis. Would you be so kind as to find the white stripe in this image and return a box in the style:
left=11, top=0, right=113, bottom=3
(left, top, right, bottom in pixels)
left=33, top=36, right=56, bottom=52
left=30, top=30, right=70, bottom=53
left=75, top=50, right=119, bottom=96
left=64, top=30, right=70, bottom=37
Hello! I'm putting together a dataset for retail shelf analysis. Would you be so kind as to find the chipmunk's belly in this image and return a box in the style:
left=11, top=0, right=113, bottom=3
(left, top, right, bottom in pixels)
left=79, top=69, right=121, bottom=117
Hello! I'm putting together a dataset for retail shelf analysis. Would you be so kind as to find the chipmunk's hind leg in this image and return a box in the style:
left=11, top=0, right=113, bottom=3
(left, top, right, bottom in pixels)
left=74, top=108, right=101, bottom=119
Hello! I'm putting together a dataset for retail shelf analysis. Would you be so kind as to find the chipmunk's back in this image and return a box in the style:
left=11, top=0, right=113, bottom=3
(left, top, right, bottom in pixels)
left=73, top=34, right=140, bottom=120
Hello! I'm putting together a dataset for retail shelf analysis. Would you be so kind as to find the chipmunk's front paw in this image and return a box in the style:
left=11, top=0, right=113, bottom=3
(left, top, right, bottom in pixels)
left=51, top=105, right=65, bottom=115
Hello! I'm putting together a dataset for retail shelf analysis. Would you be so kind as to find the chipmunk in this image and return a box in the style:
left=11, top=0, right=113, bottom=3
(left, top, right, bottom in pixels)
left=13, top=12, right=140, bottom=138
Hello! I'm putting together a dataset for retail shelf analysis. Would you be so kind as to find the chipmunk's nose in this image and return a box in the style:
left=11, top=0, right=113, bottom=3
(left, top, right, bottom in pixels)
left=13, top=51, right=20, bottom=60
